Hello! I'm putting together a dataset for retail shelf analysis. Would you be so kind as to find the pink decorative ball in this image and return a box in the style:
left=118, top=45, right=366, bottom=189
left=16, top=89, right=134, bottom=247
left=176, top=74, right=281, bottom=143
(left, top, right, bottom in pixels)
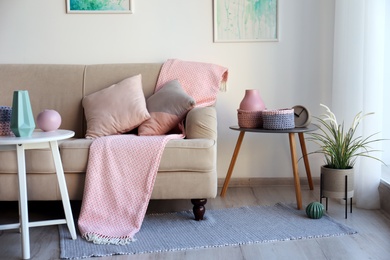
left=36, top=109, right=62, bottom=132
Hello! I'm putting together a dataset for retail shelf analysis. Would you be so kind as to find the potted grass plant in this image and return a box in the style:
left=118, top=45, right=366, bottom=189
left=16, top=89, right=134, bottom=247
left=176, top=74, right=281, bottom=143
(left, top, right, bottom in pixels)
left=307, top=104, right=384, bottom=199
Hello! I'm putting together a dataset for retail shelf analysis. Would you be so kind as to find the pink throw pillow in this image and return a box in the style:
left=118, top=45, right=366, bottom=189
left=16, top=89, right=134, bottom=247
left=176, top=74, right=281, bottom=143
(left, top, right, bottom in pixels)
left=83, top=74, right=150, bottom=138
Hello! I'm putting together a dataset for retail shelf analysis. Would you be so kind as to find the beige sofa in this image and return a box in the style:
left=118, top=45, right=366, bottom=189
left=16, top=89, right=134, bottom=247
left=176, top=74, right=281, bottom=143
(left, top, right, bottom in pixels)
left=0, top=63, right=218, bottom=219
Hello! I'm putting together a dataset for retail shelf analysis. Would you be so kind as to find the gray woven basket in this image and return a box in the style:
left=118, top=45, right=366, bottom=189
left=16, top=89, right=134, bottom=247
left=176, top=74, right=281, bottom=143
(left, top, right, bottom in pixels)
left=262, top=109, right=295, bottom=130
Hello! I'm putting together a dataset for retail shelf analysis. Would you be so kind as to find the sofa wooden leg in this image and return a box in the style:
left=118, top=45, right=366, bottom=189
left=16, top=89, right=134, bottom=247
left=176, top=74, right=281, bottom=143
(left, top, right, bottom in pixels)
left=191, top=199, right=207, bottom=221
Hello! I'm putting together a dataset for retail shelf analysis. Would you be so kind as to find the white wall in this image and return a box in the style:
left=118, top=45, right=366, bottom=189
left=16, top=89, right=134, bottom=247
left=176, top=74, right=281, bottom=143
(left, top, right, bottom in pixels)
left=383, top=1, right=390, bottom=165
left=0, top=0, right=335, bottom=179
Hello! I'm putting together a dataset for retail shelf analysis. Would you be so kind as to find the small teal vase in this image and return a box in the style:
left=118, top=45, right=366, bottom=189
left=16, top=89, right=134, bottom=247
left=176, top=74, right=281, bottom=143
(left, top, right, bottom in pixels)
left=306, top=202, right=324, bottom=219
left=10, top=90, right=36, bottom=137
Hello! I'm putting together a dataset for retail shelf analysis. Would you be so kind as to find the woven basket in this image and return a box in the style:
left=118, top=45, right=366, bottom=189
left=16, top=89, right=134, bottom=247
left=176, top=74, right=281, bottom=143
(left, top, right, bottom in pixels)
left=237, top=109, right=263, bottom=128
left=0, top=106, right=12, bottom=136
left=262, top=108, right=295, bottom=130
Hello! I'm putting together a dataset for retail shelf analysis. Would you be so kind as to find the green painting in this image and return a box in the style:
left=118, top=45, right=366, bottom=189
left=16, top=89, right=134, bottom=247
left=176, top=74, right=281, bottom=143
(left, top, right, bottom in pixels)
left=67, top=0, right=132, bottom=13
left=214, top=0, right=278, bottom=42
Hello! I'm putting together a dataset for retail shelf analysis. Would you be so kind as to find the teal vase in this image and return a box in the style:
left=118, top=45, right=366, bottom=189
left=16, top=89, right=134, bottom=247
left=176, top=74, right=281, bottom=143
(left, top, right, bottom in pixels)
left=10, top=90, right=36, bottom=137
left=306, top=202, right=324, bottom=219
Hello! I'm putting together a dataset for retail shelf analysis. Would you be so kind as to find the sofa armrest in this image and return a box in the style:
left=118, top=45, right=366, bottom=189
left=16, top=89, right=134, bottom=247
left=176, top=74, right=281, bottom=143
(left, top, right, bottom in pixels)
left=185, top=107, right=217, bottom=140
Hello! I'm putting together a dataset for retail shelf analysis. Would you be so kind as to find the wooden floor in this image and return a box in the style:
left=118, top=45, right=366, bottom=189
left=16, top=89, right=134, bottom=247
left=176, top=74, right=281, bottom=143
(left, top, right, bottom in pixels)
left=1, top=185, right=390, bottom=260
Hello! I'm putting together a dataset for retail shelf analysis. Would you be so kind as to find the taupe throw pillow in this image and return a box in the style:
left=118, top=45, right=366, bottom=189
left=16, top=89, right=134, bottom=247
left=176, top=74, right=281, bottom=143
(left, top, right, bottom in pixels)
left=138, top=79, right=195, bottom=136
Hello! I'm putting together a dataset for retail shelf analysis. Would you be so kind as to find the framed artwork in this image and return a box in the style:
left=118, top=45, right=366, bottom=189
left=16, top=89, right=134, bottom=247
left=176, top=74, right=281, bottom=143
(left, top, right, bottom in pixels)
left=66, top=0, right=133, bottom=14
left=213, top=0, right=278, bottom=42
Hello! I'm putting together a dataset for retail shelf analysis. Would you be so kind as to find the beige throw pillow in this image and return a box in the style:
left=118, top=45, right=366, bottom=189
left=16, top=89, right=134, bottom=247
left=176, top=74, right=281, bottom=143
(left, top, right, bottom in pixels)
left=138, top=79, right=195, bottom=136
left=83, top=74, right=150, bottom=138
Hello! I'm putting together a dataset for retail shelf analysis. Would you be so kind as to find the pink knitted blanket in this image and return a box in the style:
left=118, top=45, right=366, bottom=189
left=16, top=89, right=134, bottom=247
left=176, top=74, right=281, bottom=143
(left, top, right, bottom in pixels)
left=78, top=59, right=227, bottom=245
left=156, top=59, right=228, bottom=107
left=78, top=134, right=182, bottom=244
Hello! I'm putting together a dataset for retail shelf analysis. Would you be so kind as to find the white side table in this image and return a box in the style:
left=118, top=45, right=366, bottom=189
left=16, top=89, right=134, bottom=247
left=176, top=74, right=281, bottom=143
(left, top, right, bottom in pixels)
left=0, top=130, right=77, bottom=259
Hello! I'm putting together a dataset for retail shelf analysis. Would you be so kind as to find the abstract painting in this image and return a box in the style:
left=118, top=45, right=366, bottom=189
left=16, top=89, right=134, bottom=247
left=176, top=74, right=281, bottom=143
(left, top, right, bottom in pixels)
left=67, top=0, right=133, bottom=13
left=214, top=0, right=278, bottom=42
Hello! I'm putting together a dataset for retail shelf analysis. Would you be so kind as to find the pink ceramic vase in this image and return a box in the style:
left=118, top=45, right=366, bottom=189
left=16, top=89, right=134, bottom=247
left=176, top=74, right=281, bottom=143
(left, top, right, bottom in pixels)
left=239, top=89, right=266, bottom=111
left=36, top=109, right=62, bottom=132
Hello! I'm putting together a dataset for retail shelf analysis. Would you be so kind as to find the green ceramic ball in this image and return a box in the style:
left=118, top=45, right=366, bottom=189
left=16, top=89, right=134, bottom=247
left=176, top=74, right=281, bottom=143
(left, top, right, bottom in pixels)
left=306, top=202, right=324, bottom=219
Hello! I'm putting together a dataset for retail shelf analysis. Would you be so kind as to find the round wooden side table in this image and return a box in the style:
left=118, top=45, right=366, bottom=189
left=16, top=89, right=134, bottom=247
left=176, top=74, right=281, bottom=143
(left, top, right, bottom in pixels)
left=221, top=124, right=318, bottom=210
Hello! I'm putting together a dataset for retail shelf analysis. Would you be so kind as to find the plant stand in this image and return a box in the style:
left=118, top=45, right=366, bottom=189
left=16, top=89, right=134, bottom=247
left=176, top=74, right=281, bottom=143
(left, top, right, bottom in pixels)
left=320, top=173, right=352, bottom=219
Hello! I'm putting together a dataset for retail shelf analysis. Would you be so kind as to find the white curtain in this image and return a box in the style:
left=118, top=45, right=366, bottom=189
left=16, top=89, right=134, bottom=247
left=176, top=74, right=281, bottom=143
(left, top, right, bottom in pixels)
left=332, top=0, right=387, bottom=209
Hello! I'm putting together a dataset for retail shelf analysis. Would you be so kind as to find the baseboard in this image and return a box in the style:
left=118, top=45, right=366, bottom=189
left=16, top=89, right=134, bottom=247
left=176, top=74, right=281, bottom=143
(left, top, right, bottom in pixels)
left=379, top=180, right=390, bottom=217
left=219, top=177, right=390, bottom=216
left=217, top=177, right=320, bottom=188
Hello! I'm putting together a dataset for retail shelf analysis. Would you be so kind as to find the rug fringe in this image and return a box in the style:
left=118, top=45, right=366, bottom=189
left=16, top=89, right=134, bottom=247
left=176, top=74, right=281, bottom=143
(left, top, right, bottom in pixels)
left=83, top=232, right=136, bottom=245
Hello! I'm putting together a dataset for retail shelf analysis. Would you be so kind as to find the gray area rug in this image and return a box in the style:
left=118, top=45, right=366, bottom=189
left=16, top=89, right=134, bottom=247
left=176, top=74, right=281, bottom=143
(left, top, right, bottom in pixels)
left=59, top=203, right=357, bottom=259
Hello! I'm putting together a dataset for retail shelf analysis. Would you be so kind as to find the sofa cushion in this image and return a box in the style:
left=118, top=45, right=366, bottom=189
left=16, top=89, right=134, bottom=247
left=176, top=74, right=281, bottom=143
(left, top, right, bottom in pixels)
left=158, top=139, right=215, bottom=172
left=0, top=64, right=85, bottom=138
left=0, top=149, right=56, bottom=174
left=0, top=139, right=73, bottom=174
left=82, top=74, right=150, bottom=138
left=138, top=79, right=195, bottom=136
left=59, top=138, right=215, bottom=173
left=59, top=138, right=93, bottom=173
